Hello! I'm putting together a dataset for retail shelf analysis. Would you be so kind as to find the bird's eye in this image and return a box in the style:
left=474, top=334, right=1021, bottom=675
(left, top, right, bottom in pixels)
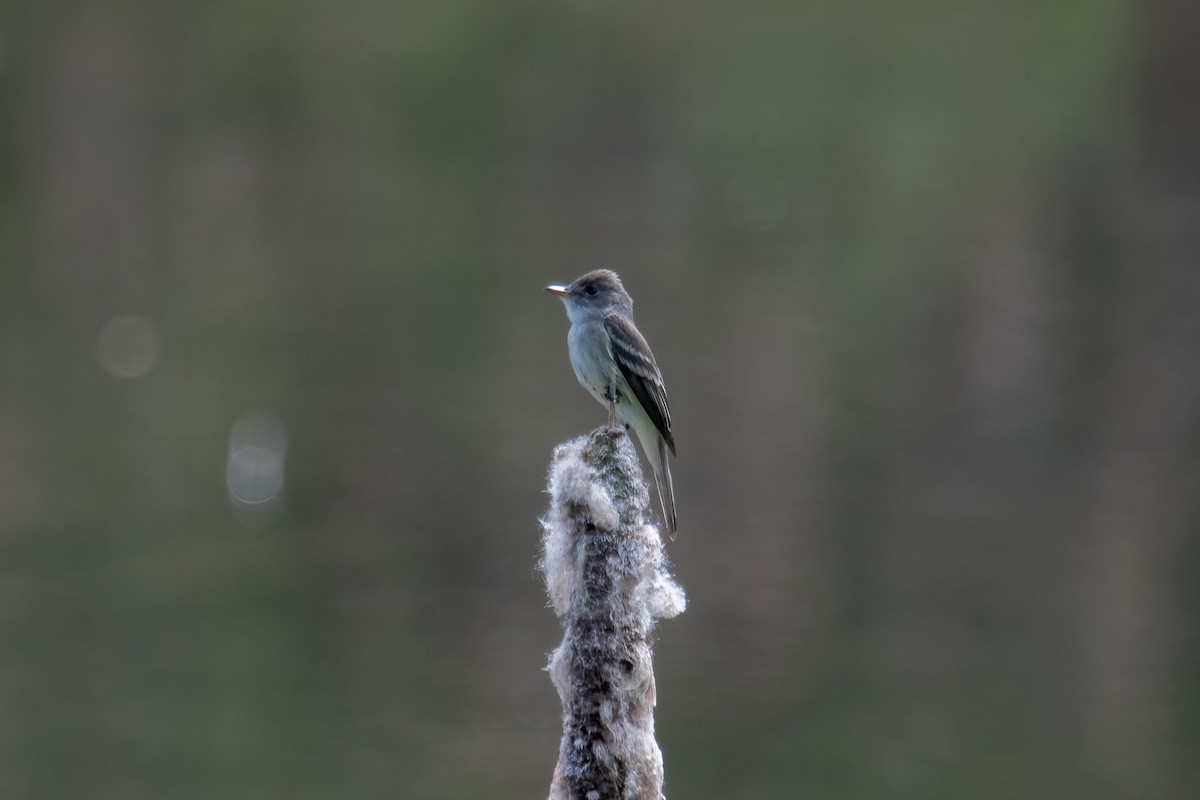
left=585, top=285, right=599, bottom=296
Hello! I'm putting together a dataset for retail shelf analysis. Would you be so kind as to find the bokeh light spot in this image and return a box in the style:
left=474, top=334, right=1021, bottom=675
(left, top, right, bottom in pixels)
left=226, top=411, right=288, bottom=528
left=96, top=315, right=161, bottom=379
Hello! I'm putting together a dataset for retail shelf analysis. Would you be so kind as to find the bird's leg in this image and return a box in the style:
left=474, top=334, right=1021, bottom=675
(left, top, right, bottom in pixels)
left=606, top=369, right=619, bottom=426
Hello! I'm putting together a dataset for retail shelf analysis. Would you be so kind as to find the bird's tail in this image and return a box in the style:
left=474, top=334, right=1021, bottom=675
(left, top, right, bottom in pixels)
left=652, top=436, right=677, bottom=540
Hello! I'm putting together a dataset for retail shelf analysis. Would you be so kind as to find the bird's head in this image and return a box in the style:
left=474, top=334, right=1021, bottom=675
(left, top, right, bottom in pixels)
left=545, top=269, right=633, bottom=322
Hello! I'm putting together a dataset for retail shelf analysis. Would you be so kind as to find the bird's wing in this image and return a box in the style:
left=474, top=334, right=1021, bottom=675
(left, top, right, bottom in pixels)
left=604, top=314, right=675, bottom=455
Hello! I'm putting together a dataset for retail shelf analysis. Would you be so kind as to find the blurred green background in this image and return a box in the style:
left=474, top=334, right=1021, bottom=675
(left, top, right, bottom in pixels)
left=3, top=1, right=1199, bottom=798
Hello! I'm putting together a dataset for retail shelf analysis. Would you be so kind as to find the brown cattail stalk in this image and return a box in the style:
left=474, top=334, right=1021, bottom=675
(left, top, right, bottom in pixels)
left=541, top=425, right=686, bottom=800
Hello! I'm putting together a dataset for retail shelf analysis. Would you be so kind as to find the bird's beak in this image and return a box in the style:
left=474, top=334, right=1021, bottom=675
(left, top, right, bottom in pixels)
left=545, top=285, right=570, bottom=297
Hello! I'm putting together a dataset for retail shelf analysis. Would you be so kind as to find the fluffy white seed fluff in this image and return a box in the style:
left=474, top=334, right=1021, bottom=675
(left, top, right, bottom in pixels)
left=539, top=425, right=686, bottom=800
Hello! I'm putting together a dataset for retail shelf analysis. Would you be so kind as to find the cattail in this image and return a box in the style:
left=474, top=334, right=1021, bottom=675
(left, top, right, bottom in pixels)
left=540, top=425, right=686, bottom=800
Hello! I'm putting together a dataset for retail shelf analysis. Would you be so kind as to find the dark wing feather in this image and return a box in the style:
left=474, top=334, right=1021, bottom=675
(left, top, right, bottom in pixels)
left=604, top=314, right=675, bottom=455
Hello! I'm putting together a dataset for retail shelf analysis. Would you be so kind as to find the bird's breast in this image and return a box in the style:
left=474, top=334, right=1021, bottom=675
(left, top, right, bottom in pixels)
left=567, top=322, right=621, bottom=408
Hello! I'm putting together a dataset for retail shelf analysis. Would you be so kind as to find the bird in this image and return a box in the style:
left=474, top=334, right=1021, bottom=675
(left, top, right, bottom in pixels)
left=545, top=269, right=677, bottom=537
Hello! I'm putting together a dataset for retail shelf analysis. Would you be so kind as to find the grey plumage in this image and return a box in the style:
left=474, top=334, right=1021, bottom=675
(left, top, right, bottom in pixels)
left=546, top=270, right=678, bottom=537
left=605, top=314, right=675, bottom=455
